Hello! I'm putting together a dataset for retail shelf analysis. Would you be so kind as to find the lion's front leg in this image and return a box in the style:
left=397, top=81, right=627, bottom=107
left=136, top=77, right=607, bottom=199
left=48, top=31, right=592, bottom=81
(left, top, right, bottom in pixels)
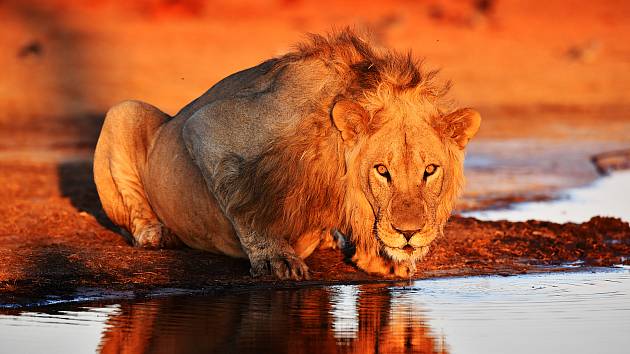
left=234, top=226, right=310, bottom=280
left=182, top=110, right=310, bottom=280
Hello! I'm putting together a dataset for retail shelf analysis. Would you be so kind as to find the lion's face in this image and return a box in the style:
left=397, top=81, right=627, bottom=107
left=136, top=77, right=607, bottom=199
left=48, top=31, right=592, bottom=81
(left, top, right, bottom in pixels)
left=358, top=116, right=448, bottom=263
left=332, top=98, right=480, bottom=275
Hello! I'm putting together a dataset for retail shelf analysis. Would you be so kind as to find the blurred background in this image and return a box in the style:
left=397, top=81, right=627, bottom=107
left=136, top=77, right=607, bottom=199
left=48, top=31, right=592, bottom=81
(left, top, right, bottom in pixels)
left=1, top=0, right=629, bottom=208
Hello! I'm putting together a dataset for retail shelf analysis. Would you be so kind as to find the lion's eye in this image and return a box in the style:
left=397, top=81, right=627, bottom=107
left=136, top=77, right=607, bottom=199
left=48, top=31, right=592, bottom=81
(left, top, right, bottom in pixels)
left=424, top=164, right=438, bottom=178
left=375, top=164, right=391, bottom=180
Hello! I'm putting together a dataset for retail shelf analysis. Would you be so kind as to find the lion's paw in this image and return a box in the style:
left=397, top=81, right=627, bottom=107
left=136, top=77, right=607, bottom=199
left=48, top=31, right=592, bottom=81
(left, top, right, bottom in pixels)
left=391, top=261, right=417, bottom=278
left=353, top=251, right=418, bottom=278
left=250, top=254, right=310, bottom=281
left=134, top=223, right=182, bottom=249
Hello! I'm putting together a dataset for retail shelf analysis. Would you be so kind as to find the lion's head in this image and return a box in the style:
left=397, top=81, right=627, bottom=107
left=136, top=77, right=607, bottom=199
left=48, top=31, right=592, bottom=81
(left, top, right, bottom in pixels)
left=319, top=31, right=480, bottom=277
left=332, top=95, right=480, bottom=277
left=229, top=30, right=480, bottom=277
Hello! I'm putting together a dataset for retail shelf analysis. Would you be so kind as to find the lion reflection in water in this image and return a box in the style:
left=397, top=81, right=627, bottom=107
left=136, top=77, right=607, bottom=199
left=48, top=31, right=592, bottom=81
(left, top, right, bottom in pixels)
left=94, top=29, right=480, bottom=279
left=98, top=286, right=448, bottom=354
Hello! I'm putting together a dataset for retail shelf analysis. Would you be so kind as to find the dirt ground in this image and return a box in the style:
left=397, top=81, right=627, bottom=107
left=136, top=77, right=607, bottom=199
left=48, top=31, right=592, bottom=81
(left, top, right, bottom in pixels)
left=1, top=156, right=628, bottom=306
left=1, top=0, right=630, bottom=306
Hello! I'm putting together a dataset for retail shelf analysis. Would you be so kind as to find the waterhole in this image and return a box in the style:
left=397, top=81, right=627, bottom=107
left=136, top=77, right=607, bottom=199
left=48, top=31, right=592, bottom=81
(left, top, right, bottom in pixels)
left=1, top=268, right=628, bottom=354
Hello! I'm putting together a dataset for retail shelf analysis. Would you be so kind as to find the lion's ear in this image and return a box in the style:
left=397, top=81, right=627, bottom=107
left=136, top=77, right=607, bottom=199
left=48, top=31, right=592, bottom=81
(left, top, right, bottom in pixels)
left=331, top=100, right=369, bottom=143
left=441, top=108, right=481, bottom=149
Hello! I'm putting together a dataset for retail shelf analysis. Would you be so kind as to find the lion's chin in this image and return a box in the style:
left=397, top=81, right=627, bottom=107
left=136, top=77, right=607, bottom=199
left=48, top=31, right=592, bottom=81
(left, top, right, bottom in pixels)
left=381, top=245, right=428, bottom=263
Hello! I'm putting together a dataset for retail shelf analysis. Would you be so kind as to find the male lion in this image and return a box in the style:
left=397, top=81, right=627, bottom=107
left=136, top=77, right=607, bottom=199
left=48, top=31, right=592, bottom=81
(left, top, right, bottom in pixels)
left=94, top=30, right=480, bottom=280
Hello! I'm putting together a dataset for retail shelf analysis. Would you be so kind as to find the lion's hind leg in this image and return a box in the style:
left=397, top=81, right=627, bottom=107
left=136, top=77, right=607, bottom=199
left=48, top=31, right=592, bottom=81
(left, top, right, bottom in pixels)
left=94, top=100, right=182, bottom=249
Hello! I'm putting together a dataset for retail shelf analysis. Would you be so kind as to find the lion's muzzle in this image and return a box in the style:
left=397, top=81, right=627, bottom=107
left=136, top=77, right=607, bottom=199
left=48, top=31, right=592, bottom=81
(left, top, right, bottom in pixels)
left=389, top=195, right=428, bottom=236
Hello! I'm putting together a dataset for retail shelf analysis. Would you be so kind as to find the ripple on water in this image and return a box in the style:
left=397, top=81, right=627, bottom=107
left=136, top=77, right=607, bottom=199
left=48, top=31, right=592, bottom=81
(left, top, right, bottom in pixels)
left=0, top=269, right=629, bottom=354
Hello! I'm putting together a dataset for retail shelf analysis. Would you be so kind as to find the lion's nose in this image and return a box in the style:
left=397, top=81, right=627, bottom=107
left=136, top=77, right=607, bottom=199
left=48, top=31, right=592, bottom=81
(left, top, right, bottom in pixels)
left=392, top=225, right=421, bottom=242
left=401, top=231, right=415, bottom=242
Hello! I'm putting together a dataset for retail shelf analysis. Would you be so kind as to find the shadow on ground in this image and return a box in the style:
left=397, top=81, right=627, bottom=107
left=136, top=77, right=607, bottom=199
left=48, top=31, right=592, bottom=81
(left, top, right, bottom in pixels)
left=51, top=109, right=126, bottom=237
left=57, top=160, right=124, bottom=236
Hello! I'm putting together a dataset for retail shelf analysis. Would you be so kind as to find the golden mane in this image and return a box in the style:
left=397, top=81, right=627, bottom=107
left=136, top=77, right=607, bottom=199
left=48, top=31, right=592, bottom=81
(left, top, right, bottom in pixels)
left=287, top=29, right=451, bottom=106
left=218, top=29, right=461, bottom=255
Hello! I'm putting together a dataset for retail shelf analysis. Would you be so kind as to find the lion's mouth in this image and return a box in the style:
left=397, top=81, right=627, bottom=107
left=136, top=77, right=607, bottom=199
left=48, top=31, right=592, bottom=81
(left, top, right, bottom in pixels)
left=375, top=233, right=416, bottom=259
left=380, top=244, right=426, bottom=263
left=373, top=221, right=431, bottom=261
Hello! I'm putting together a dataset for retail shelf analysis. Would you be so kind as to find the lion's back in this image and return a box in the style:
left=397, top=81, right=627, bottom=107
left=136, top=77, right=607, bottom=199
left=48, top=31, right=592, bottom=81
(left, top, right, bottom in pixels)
left=174, top=59, right=279, bottom=121
left=174, top=57, right=333, bottom=124
left=176, top=56, right=336, bottom=160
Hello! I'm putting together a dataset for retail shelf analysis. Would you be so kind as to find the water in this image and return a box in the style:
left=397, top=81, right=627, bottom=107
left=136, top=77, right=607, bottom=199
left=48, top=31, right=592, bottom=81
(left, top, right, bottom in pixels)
left=464, top=170, right=630, bottom=223
left=1, top=268, right=629, bottom=354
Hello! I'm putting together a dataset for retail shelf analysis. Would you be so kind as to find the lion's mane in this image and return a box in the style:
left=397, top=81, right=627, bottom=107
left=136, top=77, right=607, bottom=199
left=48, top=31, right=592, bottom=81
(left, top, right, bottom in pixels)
left=214, top=29, right=464, bottom=261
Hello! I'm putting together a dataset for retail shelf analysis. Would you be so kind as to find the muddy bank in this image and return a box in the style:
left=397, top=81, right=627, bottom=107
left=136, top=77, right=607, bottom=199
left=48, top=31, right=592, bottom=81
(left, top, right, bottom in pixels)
left=1, top=159, right=629, bottom=307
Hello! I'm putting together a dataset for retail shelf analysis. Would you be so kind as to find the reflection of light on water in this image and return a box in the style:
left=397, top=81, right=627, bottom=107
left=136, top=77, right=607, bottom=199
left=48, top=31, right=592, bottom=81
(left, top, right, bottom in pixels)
left=464, top=170, right=630, bottom=223
left=1, top=270, right=629, bottom=354
left=400, top=269, right=630, bottom=354
left=389, top=293, right=449, bottom=353
left=329, top=285, right=359, bottom=340
left=0, top=304, right=120, bottom=354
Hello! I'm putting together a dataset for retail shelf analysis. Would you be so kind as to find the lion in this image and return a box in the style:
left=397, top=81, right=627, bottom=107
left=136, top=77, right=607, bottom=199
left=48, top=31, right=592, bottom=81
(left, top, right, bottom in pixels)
left=93, top=30, right=480, bottom=280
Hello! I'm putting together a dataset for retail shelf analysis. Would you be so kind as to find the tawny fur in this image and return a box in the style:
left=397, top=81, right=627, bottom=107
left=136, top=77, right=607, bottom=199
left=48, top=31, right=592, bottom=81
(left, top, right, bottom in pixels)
left=94, top=29, right=480, bottom=279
